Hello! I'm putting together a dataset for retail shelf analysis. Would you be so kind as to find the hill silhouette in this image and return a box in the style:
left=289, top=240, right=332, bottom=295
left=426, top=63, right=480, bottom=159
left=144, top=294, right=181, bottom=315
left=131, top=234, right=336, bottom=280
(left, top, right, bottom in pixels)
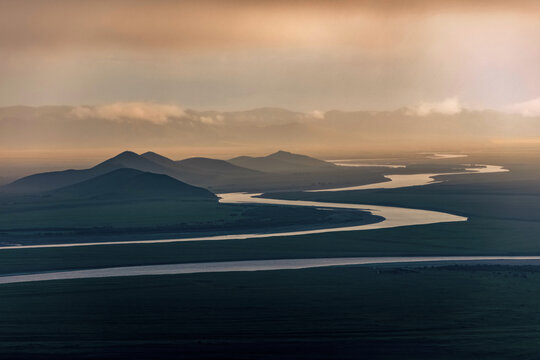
left=1, top=151, right=257, bottom=194
left=177, top=157, right=260, bottom=176
left=51, top=168, right=216, bottom=201
left=1, top=151, right=171, bottom=194
left=140, top=151, right=178, bottom=167
left=1, top=149, right=356, bottom=194
left=229, top=150, right=335, bottom=173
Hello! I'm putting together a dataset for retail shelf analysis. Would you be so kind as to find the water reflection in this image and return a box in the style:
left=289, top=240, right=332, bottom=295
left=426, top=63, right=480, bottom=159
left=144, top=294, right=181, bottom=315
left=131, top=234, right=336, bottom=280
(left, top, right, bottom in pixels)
left=2, top=256, right=540, bottom=285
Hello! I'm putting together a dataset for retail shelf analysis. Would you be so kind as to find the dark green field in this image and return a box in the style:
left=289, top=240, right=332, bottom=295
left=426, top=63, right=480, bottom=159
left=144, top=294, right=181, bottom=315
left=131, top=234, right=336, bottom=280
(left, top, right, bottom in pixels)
left=0, top=197, right=381, bottom=247
left=2, top=265, right=540, bottom=359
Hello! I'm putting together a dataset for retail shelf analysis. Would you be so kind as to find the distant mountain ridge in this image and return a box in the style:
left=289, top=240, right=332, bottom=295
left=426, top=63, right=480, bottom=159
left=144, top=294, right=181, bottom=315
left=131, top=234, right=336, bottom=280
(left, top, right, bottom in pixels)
left=140, top=151, right=178, bottom=167
left=1, top=151, right=172, bottom=194
left=177, top=157, right=260, bottom=176
left=229, top=150, right=335, bottom=173
left=1, top=150, right=336, bottom=194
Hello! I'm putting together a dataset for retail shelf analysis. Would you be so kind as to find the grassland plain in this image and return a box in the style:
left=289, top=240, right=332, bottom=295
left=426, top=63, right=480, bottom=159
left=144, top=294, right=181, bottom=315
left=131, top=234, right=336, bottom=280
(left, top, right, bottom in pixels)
left=1, top=161, right=539, bottom=275
left=0, top=199, right=380, bottom=243
left=1, top=265, right=540, bottom=359
left=0, top=155, right=539, bottom=359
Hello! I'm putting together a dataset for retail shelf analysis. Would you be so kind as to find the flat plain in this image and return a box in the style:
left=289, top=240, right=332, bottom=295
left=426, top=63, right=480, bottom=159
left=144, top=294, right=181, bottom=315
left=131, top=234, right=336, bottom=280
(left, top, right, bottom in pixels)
left=1, top=151, right=539, bottom=359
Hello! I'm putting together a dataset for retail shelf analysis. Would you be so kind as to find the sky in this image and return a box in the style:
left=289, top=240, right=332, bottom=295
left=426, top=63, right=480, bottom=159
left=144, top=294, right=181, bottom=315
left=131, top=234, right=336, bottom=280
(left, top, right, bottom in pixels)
left=1, top=0, right=540, bottom=111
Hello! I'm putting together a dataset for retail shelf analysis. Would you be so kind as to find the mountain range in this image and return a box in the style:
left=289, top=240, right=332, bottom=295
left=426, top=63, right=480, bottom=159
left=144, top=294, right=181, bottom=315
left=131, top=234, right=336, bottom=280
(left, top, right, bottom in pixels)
left=1, top=150, right=338, bottom=194
left=229, top=150, right=335, bottom=173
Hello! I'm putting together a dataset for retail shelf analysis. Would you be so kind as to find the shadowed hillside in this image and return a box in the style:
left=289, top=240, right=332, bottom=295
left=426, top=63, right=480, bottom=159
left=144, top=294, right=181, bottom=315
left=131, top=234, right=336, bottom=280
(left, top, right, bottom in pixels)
left=177, top=157, right=260, bottom=176
left=1, top=149, right=388, bottom=194
left=229, top=150, right=335, bottom=173
left=1, top=151, right=257, bottom=194
left=1, top=151, right=170, bottom=194
left=51, top=168, right=217, bottom=201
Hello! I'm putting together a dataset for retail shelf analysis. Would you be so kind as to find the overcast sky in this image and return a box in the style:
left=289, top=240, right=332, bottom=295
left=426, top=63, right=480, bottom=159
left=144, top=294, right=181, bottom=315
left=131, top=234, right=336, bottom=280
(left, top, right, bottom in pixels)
left=1, top=0, right=540, bottom=111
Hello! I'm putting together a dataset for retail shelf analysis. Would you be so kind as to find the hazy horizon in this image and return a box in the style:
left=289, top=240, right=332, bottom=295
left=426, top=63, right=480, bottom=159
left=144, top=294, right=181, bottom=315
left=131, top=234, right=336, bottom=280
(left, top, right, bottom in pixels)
left=2, top=0, right=540, bottom=177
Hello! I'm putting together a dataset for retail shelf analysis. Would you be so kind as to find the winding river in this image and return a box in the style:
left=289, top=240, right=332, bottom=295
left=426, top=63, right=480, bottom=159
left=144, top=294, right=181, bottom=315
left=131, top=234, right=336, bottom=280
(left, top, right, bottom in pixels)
left=2, top=256, right=540, bottom=285
left=309, top=164, right=508, bottom=192
left=0, top=197, right=467, bottom=250
left=0, top=164, right=507, bottom=251
left=0, top=160, right=518, bottom=285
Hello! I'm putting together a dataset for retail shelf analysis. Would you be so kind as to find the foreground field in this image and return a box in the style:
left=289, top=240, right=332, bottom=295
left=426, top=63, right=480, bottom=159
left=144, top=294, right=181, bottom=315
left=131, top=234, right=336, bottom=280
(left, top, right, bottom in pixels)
left=0, top=197, right=380, bottom=246
left=1, top=152, right=538, bottom=359
left=1, top=265, right=540, bottom=359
